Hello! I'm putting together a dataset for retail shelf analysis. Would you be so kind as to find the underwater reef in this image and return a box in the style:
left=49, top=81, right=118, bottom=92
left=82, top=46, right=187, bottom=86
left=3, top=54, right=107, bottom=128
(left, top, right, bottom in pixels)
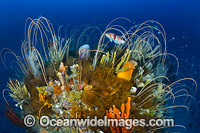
left=1, top=17, right=197, bottom=133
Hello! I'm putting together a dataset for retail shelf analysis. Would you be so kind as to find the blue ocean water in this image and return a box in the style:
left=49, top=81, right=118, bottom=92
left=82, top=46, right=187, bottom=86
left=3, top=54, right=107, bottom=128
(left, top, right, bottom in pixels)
left=0, top=0, right=199, bottom=132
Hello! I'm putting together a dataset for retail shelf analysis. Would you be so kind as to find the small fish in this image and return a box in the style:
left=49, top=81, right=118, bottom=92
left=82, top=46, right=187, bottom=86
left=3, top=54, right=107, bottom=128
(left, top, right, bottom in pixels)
left=47, top=41, right=53, bottom=48
left=105, top=33, right=125, bottom=45
left=59, top=62, right=68, bottom=73
left=78, top=44, right=90, bottom=60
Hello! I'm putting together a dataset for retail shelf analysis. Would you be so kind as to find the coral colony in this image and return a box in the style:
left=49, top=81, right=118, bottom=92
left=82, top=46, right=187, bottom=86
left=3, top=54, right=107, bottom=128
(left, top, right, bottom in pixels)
left=2, top=17, right=197, bottom=132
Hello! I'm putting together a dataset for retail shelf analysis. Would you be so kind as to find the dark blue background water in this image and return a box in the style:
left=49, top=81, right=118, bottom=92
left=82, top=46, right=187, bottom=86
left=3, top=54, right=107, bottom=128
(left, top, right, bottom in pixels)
left=0, top=0, right=200, bottom=132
